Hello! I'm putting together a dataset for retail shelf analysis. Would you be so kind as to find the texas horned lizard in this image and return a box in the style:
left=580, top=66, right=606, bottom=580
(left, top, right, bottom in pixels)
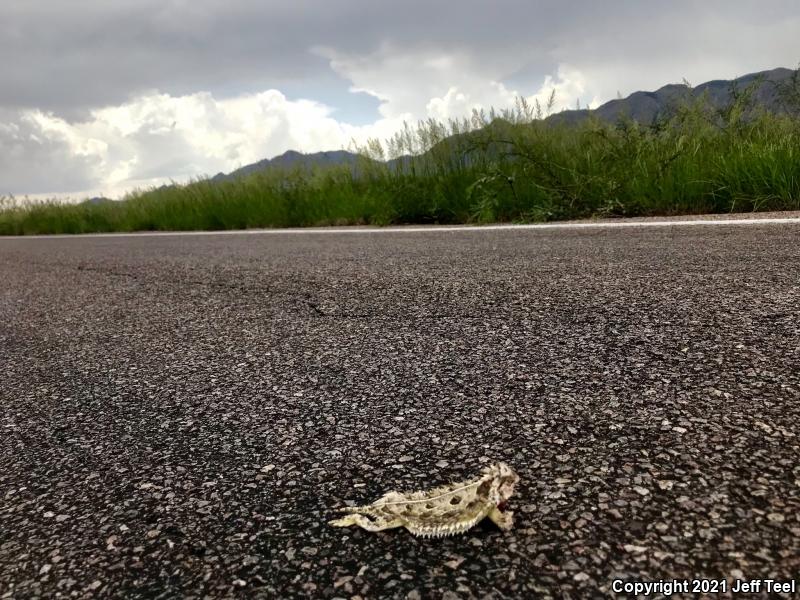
left=329, top=462, right=519, bottom=537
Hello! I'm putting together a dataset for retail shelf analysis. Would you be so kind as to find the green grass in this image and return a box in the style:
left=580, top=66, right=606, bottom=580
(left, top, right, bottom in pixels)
left=2, top=81, right=800, bottom=235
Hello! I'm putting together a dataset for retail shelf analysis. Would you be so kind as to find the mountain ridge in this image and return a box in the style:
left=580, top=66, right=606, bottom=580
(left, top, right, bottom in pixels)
left=212, top=66, right=799, bottom=181
left=548, top=66, right=797, bottom=126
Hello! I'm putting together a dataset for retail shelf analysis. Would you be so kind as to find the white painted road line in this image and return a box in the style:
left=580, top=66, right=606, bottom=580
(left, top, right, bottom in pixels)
left=2, top=216, right=800, bottom=239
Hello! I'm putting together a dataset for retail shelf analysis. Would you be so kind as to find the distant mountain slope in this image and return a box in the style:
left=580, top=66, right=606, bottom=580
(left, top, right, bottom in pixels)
left=210, top=149, right=362, bottom=182
left=547, top=67, right=798, bottom=126
left=211, top=67, right=798, bottom=180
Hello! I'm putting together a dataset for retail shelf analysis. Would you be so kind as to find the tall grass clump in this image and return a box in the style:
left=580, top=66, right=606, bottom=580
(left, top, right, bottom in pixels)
left=2, top=70, right=799, bottom=235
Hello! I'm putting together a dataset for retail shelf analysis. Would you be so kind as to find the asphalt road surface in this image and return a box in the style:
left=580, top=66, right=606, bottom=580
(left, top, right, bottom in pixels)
left=2, top=219, right=799, bottom=599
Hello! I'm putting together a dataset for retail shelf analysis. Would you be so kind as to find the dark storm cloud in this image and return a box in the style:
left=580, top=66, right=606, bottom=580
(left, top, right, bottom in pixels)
left=3, top=0, right=797, bottom=117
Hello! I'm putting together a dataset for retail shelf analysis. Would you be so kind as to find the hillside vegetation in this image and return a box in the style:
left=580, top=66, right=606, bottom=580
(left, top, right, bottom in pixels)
left=2, top=68, right=799, bottom=235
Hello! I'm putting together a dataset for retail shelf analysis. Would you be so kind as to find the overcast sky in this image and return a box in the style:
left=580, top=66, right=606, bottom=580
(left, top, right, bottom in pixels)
left=2, top=0, right=799, bottom=199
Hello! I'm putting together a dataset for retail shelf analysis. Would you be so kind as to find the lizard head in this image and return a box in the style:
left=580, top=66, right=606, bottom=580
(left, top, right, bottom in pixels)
left=484, top=462, right=519, bottom=509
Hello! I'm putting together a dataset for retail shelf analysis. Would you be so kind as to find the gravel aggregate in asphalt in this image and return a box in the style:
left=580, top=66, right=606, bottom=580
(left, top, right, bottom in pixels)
left=1, top=222, right=799, bottom=598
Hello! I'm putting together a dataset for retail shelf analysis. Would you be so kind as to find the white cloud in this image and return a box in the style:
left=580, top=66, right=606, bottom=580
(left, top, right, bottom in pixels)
left=425, top=67, right=600, bottom=121
left=317, top=43, right=597, bottom=121
left=1, top=90, right=416, bottom=198
left=0, top=60, right=609, bottom=199
left=0, top=109, right=103, bottom=198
